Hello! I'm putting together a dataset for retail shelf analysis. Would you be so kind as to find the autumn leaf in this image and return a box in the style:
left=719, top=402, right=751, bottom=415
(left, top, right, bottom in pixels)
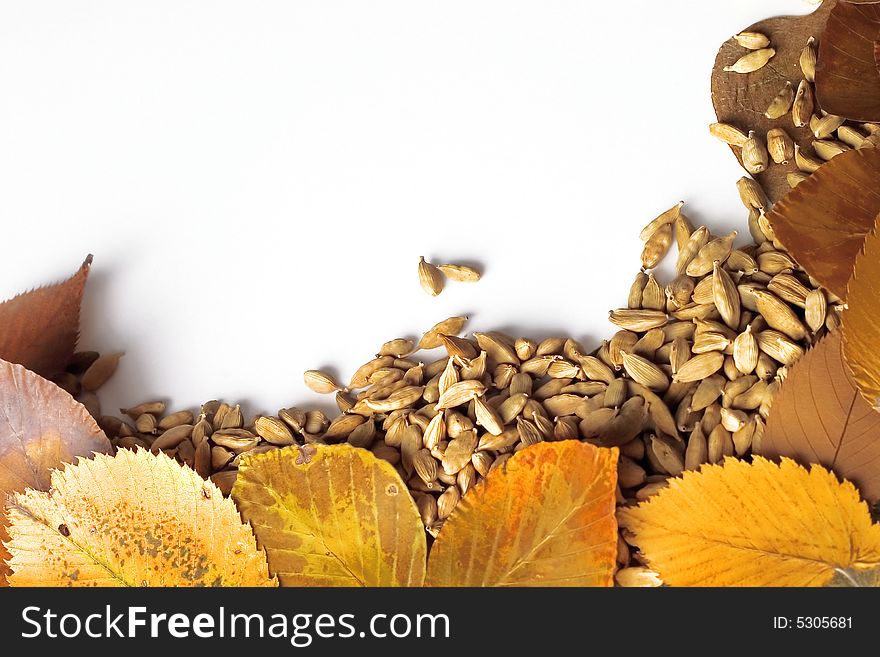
left=711, top=0, right=833, bottom=202
left=4, top=449, right=274, bottom=586
left=0, top=358, right=112, bottom=586
left=232, top=443, right=426, bottom=587
left=815, top=1, right=880, bottom=122
left=0, top=256, right=92, bottom=377
left=425, top=441, right=618, bottom=587
left=765, top=148, right=880, bottom=300
left=619, top=457, right=880, bottom=587
left=844, top=213, right=880, bottom=411
left=759, top=331, right=880, bottom=502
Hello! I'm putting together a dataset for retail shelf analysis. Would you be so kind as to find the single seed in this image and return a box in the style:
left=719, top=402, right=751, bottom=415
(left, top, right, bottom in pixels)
left=723, top=48, right=775, bottom=74
left=792, top=80, right=814, bottom=128
left=641, top=223, right=673, bottom=269
left=417, top=316, right=468, bottom=351
left=709, top=123, right=749, bottom=147
left=794, top=145, right=823, bottom=173
left=764, top=82, right=794, bottom=119
left=766, top=128, right=795, bottom=165
left=813, top=139, right=850, bottom=161
left=734, top=31, right=770, bottom=50
left=741, top=131, right=769, bottom=174
left=813, top=114, right=846, bottom=139
left=735, top=176, right=769, bottom=211
left=303, top=369, right=343, bottom=394
left=639, top=201, right=684, bottom=241
left=80, top=353, right=123, bottom=391
left=418, top=256, right=444, bottom=296
left=799, top=37, right=817, bottom=82
left=438, top=263, right=481, bottom=282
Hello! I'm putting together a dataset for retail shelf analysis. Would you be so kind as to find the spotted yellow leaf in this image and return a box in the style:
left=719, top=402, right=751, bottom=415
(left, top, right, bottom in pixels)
left=233, top=444, right=426, bottom=587
left=5, top=449, right=274, bottom=587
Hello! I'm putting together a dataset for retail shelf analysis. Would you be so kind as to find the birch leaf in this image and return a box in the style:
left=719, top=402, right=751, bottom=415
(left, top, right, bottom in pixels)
left=426, top=441, right=618, bottom=587
left=4, top=449, right=274, bottom=587
left=0, top=359, right=112, bottom=586
left=0, top=256, right=92, bottom=376
left=844, top=213, right=880, bottom=409
left=760, top=331, right=880, bottom=502
left=232, top=444, right=426, bottom=587
left=619, top=457, right=880, bottom=587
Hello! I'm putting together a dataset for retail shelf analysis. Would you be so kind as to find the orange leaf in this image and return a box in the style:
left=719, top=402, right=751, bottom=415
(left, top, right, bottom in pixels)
left=0, top=256, right=92, bottom=376
left=425, top=441, right=618, bottom=587
left=844, top=213, right=880, bottom=409
left=711, top=1, right=832, bottom=202
left=760, top=331, right=880, bottom=502
left=766, top=148, right=880, bottom=300
left=815, top=1, right=880, bottom=122
left=0, top=358, right=112, bottom=585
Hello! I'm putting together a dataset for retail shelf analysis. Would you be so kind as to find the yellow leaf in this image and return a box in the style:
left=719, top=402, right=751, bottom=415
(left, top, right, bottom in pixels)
left=425, top=441, right=618, bottom=587
left=844, top=213, right=880, bottom=409
left=232, top=444, right=426, bottom=587
left=619, top=457, right=880, bottom=587
left=4, top=449, right=274, bottom=587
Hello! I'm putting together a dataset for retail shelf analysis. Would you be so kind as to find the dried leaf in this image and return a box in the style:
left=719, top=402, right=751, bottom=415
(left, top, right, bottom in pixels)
left=815, top=1, right=880, bottom=121
left=711, top=1, right=833, bottom=201
left=233, top=444, right=426, bottom=587
left=766, top=148, right=880, bottom=299
left=619, top=457, right=880, bottom=587
left=760, top=331, right=880, bottom=502
left=844, top=213, right=880, bottom=409
left=425, top=441, right=618, bottom=587
left=0, top=359, right=112, bottom=586
left=0, top=256, right=92, bottom=376
left=5, top=449, right=273, bottom=586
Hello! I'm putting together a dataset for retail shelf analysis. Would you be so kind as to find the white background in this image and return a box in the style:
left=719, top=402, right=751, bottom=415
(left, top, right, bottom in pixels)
left=0, top=0, right=810, bottom=416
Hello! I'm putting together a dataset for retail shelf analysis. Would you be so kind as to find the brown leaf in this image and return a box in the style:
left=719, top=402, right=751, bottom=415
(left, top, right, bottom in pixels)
left=0, top=358, right=112, bottom=585
left=843, top=212, right=880, bottom=409
left=711, top=1, right=834, bottom=202
left=0, top=256, right=92, bottom=376
left=815, top=1, right=880, bottom=121
left=765, top=148, right=880, bottom=300
left=759, top=331, right=880, bottom=502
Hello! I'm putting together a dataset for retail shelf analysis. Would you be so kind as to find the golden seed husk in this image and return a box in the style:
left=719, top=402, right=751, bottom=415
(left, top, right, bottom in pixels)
left=751, top=289, right=808, bottom=341
left=438, top=263, right=481, bottom=282
left=733, top=325, right=759, bottom=375
left=417, top=316, right=468, bottom=350
left=764, top=82, right=794, bottom=120
left=813, top=139, right=851, bottom=161
left=641, top=223, right=673, bottom=269
left=787, top=172, right=810, bottom=188
left=794, top=144, right=823, bottom=173
left=628, top=271, right=648, bottom=309
left=792, top=80, right=814, bottom=128
left=804, top=289, right=827, bottom=333
left=609, top=309, right=669, bottom=332
left=436, top=379, right=486, bottom=409
left=742, top=131, right=769, bottom=174
left=813, top=114, right=846, bottom=139
left=418, top=256, right=445, bottom=296
left=676, top=226, right=710, bottom=274
left=799, top=36, right=817, bottom=82
left=734, top=31, right=770, bottom=50
left=735, top=176, right=769, bottom=211
left=712, top=261, right=741, bottom=330
left=379, top=338, right=415, bottom=357
left=303, top=369, right=343, bottom=394
left=709, top=122, right=749, bottom=147
left=621, top=352, right=669, bottom=392
left=641, top=274, right=666, bottom=311
left=639, top=201, right=684, bottom=241
left=81, top=352, right=123, bottom=391
left=686, top=231, right=737, bottom=277
left=723, top=47, right=775, bottom=74
left=838, top=126, right=867, bottom=149
left=673, top=352, right=725, bottom=383
left=756, top=330, right=805, bottom=366
left=766, top=128, right=795, bottom=165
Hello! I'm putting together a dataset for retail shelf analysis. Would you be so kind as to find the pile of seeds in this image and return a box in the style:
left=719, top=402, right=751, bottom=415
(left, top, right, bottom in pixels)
left=92, top=177, right=834, bottom=569
left=712, top=32, right=880, bottom=187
